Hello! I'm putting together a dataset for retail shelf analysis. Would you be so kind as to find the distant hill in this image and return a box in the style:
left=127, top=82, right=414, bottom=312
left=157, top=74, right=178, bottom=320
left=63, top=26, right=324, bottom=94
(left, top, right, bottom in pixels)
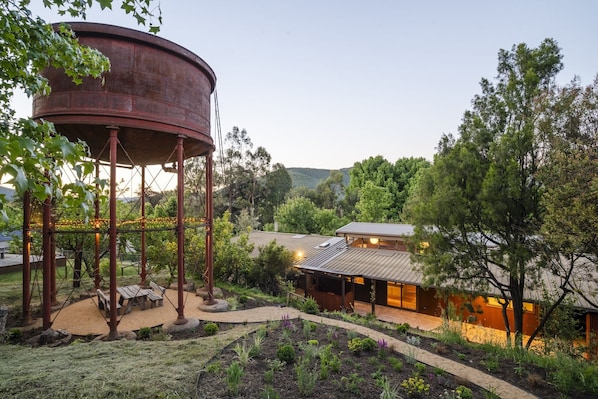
left=286, top=167, right=351, bottom=190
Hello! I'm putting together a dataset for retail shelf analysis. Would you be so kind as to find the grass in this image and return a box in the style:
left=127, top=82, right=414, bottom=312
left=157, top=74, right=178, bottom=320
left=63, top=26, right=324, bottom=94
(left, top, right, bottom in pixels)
left=0, top=325, right=257, bottom=399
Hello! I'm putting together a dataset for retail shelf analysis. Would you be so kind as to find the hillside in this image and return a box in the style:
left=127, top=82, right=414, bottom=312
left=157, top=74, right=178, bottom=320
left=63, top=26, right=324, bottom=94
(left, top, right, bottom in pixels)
left=286, top=167, right=351, bottom=189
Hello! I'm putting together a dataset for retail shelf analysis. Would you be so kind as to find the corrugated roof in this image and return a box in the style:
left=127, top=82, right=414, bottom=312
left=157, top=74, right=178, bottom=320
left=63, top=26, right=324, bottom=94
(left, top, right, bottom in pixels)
left=235, top=231, right=344, bottom=259
left=336, top=222, right=414, bottom=238
left=238, top=227, right=598, bottom=311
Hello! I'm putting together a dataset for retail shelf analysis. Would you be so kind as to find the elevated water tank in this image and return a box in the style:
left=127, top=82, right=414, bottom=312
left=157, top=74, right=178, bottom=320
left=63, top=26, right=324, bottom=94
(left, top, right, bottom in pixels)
left=32, top=22, right=217, bottom=165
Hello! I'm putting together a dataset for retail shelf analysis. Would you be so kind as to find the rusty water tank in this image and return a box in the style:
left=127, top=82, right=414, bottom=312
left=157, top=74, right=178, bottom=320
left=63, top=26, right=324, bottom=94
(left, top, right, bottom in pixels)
left=32, top=22, right=217, bottom=165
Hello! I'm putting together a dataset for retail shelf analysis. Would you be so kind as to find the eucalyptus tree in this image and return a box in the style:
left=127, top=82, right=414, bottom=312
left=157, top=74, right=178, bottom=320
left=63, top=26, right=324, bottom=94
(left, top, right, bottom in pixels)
left=348, top=156, right=429, bottom=221
left=409, top=38, right=564, bottom=348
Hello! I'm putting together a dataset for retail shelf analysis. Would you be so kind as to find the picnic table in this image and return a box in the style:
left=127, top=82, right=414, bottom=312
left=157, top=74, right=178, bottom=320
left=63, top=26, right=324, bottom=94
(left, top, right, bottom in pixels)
left=117, top=284, right=149, bottom=314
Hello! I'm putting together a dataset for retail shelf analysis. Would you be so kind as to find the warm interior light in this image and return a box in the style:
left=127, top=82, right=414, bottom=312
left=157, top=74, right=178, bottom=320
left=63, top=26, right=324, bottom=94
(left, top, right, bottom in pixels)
left=369, top=237, right=379, bottom=245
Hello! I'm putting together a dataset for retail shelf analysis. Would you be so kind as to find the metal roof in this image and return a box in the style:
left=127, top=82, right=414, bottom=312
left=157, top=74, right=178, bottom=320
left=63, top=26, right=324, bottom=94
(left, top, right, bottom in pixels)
left=239, top=227, right=598, bottom=312
left=336, top=222, right=414, bottom=238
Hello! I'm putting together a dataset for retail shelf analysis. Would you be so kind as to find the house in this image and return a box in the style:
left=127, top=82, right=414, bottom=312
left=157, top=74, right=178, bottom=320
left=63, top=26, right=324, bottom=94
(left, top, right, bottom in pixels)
left=244, top=222, right=598, bottom=348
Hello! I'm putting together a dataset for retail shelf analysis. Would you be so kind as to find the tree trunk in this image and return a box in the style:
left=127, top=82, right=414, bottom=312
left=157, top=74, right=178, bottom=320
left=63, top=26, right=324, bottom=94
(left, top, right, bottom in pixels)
left=73, top=250, right=83, bottom=288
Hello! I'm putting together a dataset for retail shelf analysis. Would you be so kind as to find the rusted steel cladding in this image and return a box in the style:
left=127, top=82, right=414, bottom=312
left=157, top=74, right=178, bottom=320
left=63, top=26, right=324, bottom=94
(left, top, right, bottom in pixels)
left=32, top=22, right=216, bottom=165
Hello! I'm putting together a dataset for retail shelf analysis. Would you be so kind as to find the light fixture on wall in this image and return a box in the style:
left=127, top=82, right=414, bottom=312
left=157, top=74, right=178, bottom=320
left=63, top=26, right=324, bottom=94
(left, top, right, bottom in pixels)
left=369, top=237, right=379, bottom=245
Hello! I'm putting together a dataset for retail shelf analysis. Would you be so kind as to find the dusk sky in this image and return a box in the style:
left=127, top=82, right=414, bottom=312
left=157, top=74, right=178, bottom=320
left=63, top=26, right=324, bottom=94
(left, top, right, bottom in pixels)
left=12, top=1, right=598, bottom=170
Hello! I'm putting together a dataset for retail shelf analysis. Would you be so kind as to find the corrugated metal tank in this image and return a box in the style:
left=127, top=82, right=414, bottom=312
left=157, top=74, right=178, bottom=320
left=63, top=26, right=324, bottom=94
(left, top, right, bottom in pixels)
left=32, top=22, right=216, bottom=165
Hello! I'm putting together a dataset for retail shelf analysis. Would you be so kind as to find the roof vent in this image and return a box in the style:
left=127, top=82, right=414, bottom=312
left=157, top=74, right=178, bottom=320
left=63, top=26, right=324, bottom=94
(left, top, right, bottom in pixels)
left=318, top=242, right=330, bottom=248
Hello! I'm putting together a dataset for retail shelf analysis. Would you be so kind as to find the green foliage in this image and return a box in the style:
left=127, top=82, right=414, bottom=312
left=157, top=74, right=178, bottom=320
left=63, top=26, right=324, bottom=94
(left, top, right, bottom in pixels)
left=360, top=337, right=377, bottom=352
left=137, top=327, right=152, bottom=340
left=455, top=385, right=473, bottom=399
left=389, top=357, right=404, bottom=372
left=294, top=357, right=318, bottom=397
left=347, top=337, right=363, bottom=354
left=260, top=385, right=280, bottom=399
left=226, top=361, right=244, bottom=395
left=396, top=322, right=410, bottom=334
left=301, top=297, right=320, bottom=314
left=275, top=197, right=318, bottom=234
left=401, top=376, right=430, bottom=396
left=247, top=239, right=294, bottom=295
left=276, top=343, right=296, bottom=364
left=340, top=373, right=364, bottom=395
left=203, top=322, right=219, bottom=336
left=408, top=38, right=565, bottom=349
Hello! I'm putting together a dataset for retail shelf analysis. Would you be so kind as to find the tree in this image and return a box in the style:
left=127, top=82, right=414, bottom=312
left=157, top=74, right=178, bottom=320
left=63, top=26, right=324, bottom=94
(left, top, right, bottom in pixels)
left=348, top=156, right=430, bottom=221
left=0, top=0, right=160, bottom=217
left=274, top=197, right=318, bottom=234
left=247, top=239, right=294, bottom=295
left=409, top=38, right=564, bottom=348
left=258, top=163, right=292, bottom=227
left=355, top=181, right=392, bottom=222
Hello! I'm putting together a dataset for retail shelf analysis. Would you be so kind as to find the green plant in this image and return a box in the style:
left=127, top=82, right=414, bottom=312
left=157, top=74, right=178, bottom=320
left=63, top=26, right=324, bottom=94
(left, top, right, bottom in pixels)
left=400, top=376, right=430, bottom=396
left=203, top=322, right=219, bottom=336
left=414, top=361, right=426, bottom=375
left=481, top=356, right=499, bottom=372
left=348, top=337, right=363, bottom=354
left=340, top=373, right=364, bottom=395
left=379, top=376, right=401, bottom=399
left=301, top=296, right=320, bottom=314
left=205, top=361, right=222, bottom=374
left=295, top=358, right=318, bottom=396
left=263, top=368, right=274, bottom=383
left=267, top=358, right=287, bottom=372
left=307, top=339, right=319, bottom=346
left=233, top=342, right=252, bottom=366
left=396, top=322, right=410, bottom=334
left=260, top=385, right=280, bottom=399
left=406, top=335, right=421, bottom=347
left=455, top=385, right=473, bottom=399
left=276, top=343, right=296, bottom=364
left=360, top=337, right=377, bottom=352
left=239, top=294, right=249, bottom=304
left=250, top=333, right=265, bottom=357
left=6, top=328, right=22, bottom=341
left=226, top=361, right=244, bottom=395
left=137, top=326, right=152, bottom=340
left=389, top=357, right=404, bottom=372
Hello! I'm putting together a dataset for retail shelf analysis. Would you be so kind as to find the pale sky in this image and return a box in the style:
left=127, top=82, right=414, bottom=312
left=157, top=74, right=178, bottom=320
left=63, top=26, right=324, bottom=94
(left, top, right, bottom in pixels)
left=12, top=0, right=598, bottom=170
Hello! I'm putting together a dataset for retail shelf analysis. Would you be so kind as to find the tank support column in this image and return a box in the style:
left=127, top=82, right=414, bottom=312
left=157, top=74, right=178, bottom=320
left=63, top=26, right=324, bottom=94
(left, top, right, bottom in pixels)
left=107, top=126, right=121, bottom=340
left=174, top=135, right=188, bottom=324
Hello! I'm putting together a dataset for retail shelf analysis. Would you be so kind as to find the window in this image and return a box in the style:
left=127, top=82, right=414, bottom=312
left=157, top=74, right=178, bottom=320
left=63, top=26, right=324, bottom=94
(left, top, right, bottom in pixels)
left=486, top=297, right=534, bottom=313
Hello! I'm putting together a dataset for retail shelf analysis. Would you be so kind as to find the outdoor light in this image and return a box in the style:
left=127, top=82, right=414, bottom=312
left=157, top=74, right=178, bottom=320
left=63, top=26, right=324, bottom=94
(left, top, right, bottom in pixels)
left=369, top=237, right=379, bottom=245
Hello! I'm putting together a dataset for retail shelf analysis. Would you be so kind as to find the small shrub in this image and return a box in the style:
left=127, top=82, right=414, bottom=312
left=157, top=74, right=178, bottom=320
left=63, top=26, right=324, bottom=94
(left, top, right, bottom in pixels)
left=301, top=297, right=320, bottom=314
left=204, top=322, right=219, bottom=336
left=239, top=295, right=249, bottom=304
left=401, top=376, right=430, bottom=396
left=348, top=337, right=363, bottom=354
left=307, top=339, right=319, bottom=346
left=6, top=328, right=22, bottom=341
left=406, top=335, right=421, bottom=347
left=414, top=361, right=426, bottom=375
left=137, top=326, right=152, bottom=340
left=455, top=385, right=473, bottom=399
left=396, top=322, right=410, bottom=334
left=360, top=337, right=377, bottom=352
left=205, top=361, right=222, bottom=373
left=267, top=358, right=287, bottom=372
left=277, top=343, right=296, bottom=364
left=389, top=357, right=404, bottom=372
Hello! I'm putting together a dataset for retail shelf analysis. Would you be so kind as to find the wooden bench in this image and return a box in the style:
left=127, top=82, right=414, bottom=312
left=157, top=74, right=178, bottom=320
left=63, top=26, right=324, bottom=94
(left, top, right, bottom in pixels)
left=97, top=289, right=122, bottom=317
left=146, top=281, right=166, bottom=308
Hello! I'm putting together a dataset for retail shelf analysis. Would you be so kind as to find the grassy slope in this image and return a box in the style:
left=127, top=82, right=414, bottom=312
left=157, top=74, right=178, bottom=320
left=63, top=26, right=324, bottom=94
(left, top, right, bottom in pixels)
left=0, top=325, right=257, bottom=399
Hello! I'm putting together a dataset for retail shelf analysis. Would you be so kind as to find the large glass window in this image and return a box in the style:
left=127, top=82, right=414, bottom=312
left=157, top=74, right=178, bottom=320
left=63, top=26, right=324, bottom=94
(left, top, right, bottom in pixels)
left=387, top=282, right=416, bottom=310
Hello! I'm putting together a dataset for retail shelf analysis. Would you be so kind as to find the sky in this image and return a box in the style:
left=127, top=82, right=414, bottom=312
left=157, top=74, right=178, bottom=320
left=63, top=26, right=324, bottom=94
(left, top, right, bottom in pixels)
left=11, top=0, right=598, bottom=171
